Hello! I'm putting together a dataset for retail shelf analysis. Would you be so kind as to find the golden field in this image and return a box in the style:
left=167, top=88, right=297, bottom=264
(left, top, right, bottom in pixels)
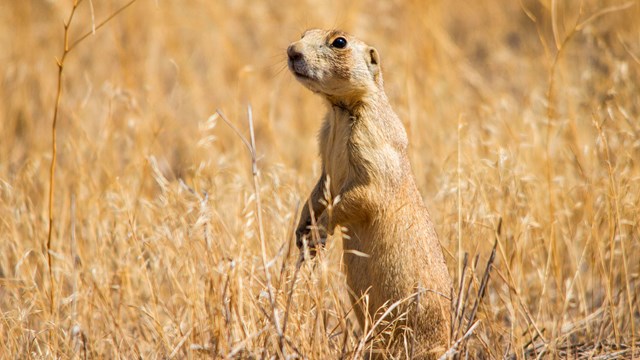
left=1, top=0, right=639, bottom=358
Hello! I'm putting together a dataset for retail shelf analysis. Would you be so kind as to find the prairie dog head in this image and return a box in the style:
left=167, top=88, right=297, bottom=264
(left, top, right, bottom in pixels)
left=287, top=29, right=382, bottom=102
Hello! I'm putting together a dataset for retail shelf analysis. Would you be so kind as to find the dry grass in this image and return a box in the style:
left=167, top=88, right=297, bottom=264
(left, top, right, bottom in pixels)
left=1, top=0, right=639, bottom=358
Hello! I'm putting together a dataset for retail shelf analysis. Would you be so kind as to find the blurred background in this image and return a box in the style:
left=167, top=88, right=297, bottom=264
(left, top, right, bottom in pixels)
left=1, top=0, right=639, bottom=358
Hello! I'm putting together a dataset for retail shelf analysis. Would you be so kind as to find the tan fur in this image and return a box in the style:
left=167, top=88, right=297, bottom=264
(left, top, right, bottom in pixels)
left=288, top=29, right=452, bottom=359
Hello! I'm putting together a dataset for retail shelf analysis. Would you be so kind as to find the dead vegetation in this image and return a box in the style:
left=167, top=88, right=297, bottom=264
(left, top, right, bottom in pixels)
left=0, top=0, right=638, bottom=358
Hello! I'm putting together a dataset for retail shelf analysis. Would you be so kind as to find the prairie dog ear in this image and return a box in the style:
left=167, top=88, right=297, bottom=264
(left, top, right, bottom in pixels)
left=366, top=46, right=380, bottom=79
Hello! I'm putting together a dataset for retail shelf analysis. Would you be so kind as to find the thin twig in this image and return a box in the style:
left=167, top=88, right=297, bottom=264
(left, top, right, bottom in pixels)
left=48, top=0, right=83, bottom=322
left=452, top=253, right=468, bottom=341
left=465, top=240, right=496, bottom=335
left=68, top=0, right=139, bottom=53
left=575, top=1, right=635, bottom=31
left=457, top=240, right=496, bottom=356
left=456, top=114, right=464, bottom=283
left=455, top=254, right=478, bottom=346
left=438, top=321, right=481, bottom=360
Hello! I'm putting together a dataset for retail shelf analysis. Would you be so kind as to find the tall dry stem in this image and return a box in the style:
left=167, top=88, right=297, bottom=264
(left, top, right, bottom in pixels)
left=217, top=107, right=284, bottom=355
left=48, top=0, right=82, bottom=320
left=46, top=0, right=139, bottom=353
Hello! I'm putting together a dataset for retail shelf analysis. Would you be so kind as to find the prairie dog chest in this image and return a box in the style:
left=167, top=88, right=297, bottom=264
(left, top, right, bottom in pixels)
left=319, top=110, right=353, bottom=195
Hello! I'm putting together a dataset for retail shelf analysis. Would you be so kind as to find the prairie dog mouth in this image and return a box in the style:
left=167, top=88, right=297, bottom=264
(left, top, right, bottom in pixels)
left=288, top=59, right=315, bottom=81
left=293, top=69, right=312, bottom=80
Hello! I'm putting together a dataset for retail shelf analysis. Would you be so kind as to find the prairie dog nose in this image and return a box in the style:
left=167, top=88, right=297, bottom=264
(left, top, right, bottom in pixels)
left=287, top=44, right=303, bottom=62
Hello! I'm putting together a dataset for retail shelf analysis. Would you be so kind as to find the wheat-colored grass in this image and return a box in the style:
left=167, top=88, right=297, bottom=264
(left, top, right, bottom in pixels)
left=1, top=0, right=639, bottom=358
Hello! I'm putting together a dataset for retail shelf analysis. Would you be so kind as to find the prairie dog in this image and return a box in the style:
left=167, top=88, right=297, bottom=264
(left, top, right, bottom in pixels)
left=288, top=29, right=451, bottom=359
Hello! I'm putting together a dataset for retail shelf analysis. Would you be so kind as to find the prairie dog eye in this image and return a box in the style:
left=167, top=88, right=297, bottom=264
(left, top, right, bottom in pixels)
left=332, top=37, right=347, bottom=48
